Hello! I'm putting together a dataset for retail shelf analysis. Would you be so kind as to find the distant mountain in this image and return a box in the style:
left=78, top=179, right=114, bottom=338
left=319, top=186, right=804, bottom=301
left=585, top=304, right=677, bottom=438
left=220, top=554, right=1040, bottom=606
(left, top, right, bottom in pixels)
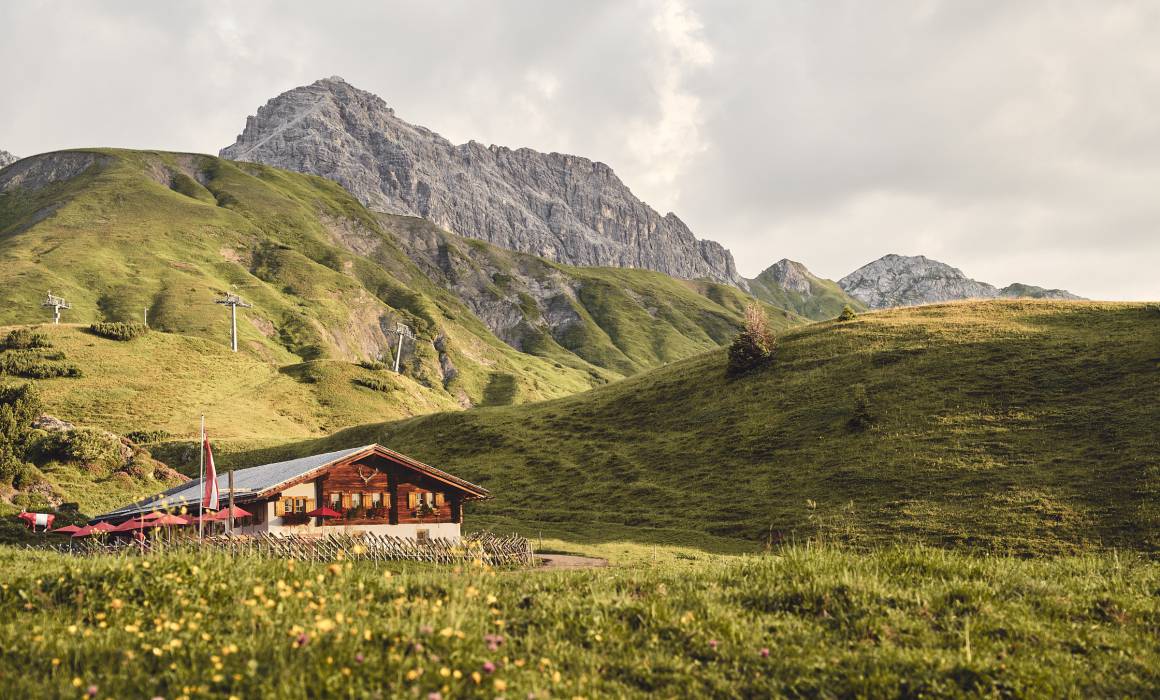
left=0, top=150, right=17, bottom=168
left=221, top=76, right=746, bottom=288
left=746, top=259, right=865, bottom=320
left=839, top=254, right=1082, bottom=309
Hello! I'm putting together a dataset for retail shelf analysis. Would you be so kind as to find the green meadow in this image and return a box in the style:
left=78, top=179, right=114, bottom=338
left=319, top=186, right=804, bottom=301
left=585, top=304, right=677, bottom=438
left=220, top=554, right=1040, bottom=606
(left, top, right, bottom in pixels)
left=0, top=543, right=1156, bottom=699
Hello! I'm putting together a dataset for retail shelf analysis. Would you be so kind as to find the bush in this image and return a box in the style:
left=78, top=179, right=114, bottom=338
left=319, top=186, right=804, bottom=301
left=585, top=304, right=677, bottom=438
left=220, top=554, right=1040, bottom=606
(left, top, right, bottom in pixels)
left=2, top=328, right=51, bottom=350
left=837, top=305, right=857, bottom=322
left=0, top=383, right=42, bottom=485
left=36, top=428, right=124, bottom=470
left=88, top=322, right=149, bottom=341
left=848, top=383, right=873, bottom=432
left=0, top=351, right=82, bottom=379
left=359, top=359, right=389, bottom=371
left=125, top=429, right=172, bottom=444
left=727, top=304, right=777, bottom=376
left=354, top=376, right=393, bottom=393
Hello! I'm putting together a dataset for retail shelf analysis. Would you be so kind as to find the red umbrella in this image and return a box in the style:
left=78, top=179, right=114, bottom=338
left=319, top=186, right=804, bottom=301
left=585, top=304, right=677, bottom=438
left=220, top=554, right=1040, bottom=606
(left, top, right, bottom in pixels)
left=113, top=518, right=152, bottom=532
left=91, top=521, right=118, bottom=533
left=210, top=505, right=253, bottom=521
left=51, top=524, right=81, bottom=534
left=305, top=506, right=342, bottom=519
left=152, top=514, right=190, bottom=526
left=139, top=511, right=169, bottom=521
left=71, top=525, right=96, bottom=537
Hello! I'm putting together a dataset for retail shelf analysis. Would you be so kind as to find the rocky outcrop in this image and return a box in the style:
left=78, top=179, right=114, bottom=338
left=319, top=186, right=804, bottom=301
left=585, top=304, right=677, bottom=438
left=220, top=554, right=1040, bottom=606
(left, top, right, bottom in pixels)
left=838, top=254, right=1083, bottom=309
left=0, top=151, right=104, bottom=193
left=747, top=259, right=864, bottom=321
left=221, top=77, right=746, bottom=288
left=0, top=150, right=17, bottom=168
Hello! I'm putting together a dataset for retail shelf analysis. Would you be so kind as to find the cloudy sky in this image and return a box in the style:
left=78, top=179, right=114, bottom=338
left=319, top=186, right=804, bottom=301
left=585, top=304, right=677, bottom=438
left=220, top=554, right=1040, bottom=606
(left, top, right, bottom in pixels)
left=2, top=1, right=1158, bottom=300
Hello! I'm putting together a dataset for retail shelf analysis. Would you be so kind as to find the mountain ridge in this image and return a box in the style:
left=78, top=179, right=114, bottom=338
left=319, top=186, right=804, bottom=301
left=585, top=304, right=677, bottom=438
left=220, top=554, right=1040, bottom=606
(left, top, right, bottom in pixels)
left=0, top=150, right=16, bottom=168
left=839, top=253, right=1082, bottom=309
left=746, top=258, right=865, bottom=320
left=221, top=76, right=746, bottom=288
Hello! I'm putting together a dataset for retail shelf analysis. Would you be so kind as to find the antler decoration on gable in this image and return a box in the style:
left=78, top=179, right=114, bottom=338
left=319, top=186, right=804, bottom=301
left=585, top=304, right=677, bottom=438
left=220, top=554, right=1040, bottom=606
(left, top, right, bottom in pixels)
left=356, top=466, right=376, bottom=485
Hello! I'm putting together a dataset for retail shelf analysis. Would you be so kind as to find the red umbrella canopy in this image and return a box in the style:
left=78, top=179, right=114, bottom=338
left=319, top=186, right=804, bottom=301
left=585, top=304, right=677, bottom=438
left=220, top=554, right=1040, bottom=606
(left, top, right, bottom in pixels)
left=210, top=505, right=253, bottom=521
left=152, top=514, right=190, bottom=526
left=71, top=525, right=95, bottom=537
left=305, top=506, right=343, bottom=518
left=113, top=518, right=151, bottom=532
left=91, top=522, right=118, bottom=533
left=139, top=511, right=168, bottom=521
left=51, top=524, right=81, bottom=534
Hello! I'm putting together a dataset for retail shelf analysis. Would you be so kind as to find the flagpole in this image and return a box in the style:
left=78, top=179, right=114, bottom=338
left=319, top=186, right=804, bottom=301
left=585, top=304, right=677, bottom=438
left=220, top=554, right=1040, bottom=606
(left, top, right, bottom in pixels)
left=198, top=415, right=205, bottom=544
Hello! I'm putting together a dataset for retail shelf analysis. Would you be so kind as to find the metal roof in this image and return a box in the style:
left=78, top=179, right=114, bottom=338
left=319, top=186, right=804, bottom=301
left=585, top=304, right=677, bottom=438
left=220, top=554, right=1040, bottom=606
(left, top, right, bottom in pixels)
left=96, top=445, right=371, bottom=520
left=95, top=444, right=491, bottom=522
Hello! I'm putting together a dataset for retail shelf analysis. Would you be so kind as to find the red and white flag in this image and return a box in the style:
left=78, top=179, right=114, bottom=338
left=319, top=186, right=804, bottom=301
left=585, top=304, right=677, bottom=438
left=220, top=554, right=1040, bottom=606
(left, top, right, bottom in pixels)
left=202, top=437, right=219, bottom=511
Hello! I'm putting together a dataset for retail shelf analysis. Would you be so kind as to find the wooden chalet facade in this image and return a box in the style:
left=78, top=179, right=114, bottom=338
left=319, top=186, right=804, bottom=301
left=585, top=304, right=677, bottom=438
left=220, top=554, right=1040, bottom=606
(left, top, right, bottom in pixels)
left=99, top=444, right=490, bottom=540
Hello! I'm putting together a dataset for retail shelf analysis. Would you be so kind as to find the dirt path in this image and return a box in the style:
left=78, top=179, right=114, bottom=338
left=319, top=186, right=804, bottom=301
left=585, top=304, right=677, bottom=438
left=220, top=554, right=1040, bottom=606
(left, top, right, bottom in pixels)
left=536, top=553, right=609, bottom=569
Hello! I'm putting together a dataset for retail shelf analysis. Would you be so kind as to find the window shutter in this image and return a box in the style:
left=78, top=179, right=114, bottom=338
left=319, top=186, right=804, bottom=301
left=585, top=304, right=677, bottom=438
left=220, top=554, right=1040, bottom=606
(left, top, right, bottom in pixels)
left=342, top=493, right=352, bottom=510
left=305, top=498, right=315, bottom=513
left=435, top=493, right=445, bottom=507
left=408, top=492, right=418, bottom=509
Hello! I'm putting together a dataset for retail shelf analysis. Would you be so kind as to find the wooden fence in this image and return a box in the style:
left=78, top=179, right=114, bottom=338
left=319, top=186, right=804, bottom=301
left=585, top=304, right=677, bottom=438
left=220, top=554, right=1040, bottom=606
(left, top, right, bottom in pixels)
left=29, top=531, right=535, bottom=567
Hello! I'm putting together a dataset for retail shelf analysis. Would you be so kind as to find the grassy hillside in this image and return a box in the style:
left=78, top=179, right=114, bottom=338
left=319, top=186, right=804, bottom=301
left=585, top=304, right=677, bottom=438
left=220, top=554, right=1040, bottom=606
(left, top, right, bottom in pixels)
left=1, top=544, right=1155, bottom=698
left=747, top=259, right=866, bottom=320
left=382, top=213, right=803, bottom=376
left=0, top=149, right=795, bottom=411
left=0, top=148, right=606, bottom=409
left=244, top=301, right=1159, bottom=554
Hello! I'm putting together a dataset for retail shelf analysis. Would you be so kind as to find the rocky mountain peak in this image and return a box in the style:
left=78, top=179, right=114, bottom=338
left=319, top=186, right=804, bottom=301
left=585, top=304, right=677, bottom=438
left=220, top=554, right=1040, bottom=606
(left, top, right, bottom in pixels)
left=761, top=259, right=814, bottom=295
left=221, top=77, right=746, bottom=288
left=839, top=254, right=1082, bottom=309
left=0, top=150, right=18, bottom=168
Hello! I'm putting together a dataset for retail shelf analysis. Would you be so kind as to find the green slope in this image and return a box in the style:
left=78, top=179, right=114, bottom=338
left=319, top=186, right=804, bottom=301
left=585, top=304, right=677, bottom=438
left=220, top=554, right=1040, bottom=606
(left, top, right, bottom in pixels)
left=243, top=301, right=1158, bottom=554
left=746, top=259, right=866, bottom=320
left=0, top=148, right=603, bottom=408
left=381, top=213, right=804, bottom=376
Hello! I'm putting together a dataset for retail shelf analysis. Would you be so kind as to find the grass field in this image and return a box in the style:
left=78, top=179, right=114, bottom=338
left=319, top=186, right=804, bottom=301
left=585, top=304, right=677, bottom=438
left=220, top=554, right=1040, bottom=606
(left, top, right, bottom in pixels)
left=0, top=543, right=1155, bottom=698
left=218, top=300, right=1160, bottom=555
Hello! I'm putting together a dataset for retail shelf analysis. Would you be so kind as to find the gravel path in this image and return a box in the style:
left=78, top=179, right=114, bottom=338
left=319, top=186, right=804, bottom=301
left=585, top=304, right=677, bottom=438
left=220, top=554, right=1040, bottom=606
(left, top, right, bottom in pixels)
left=535, top=553, right=609, bottom=569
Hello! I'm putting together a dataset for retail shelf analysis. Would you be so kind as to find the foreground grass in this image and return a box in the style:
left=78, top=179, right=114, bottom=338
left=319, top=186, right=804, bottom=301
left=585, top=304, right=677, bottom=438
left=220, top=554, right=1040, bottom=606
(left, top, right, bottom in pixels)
left=0, top=544, right=1156, bottom=698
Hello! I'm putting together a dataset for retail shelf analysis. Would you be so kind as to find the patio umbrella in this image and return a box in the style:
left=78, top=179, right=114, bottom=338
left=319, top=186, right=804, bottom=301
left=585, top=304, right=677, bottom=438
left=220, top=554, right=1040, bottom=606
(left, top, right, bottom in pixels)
left=91, top=521, right=118, bottom=533
left=210, top=505, right=253, bottom=521
left=138, top=511, right=168, bottom=521
left=151, top=514, right=190, bottom=526
left=305, top=506, right=342, bottom=519
left=113, top=518, right=152, bottom=532
left=71, top=525, right=95, bottom=537
left=51, top=524, right=81, bottom=534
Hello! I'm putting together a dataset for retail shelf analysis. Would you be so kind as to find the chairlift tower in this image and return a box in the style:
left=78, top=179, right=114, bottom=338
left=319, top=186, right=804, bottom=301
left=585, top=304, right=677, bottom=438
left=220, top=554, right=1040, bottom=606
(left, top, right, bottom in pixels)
left=215, top=293, right=252, bottom=352
left=391, top=322, right=415, bottom=373
left=42, top=291, right=71, bottom=324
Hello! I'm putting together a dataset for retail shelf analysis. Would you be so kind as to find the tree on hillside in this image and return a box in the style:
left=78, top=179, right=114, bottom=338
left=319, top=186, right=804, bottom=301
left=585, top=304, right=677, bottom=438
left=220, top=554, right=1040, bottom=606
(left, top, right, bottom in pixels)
left=837, top=304, right=857, bottom=322
left=0, top=383, right=42, bottom=485
left=727, top=303, right=777, bottom=376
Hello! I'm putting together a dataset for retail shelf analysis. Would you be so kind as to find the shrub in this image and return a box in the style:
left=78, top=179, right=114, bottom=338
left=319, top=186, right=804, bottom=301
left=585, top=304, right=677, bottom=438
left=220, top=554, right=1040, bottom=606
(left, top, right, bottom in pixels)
left=359, top=359, right=389, bottom=371
left=125, top=429, right=172, bottom=444
left=848, top=383, right=873, bottom=432
left=36, top=428, right=124, bottom=470
left=727, top=304, right=777, bottom=376
left=354, top=376, right=393, bottom=393
left=0, top=352, right=82, bottom=379
left=837, top=305, right=857, bottom=322
left=0, top=383, right=42, bottom=485
left=88, top=322, right=149, bottom=341
left=2, top=328, right=51, bottom=350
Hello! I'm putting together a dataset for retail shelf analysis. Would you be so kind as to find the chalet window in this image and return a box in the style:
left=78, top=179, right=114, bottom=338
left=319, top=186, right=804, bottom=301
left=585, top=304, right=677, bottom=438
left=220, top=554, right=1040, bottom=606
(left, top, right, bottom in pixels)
left=330, top=493, right=340, bottom=508
left=370, top=492, right=382, bottom=508
left=351, top=493, right=363, bottom=508
left=423, top=492, right=435, bottom=508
